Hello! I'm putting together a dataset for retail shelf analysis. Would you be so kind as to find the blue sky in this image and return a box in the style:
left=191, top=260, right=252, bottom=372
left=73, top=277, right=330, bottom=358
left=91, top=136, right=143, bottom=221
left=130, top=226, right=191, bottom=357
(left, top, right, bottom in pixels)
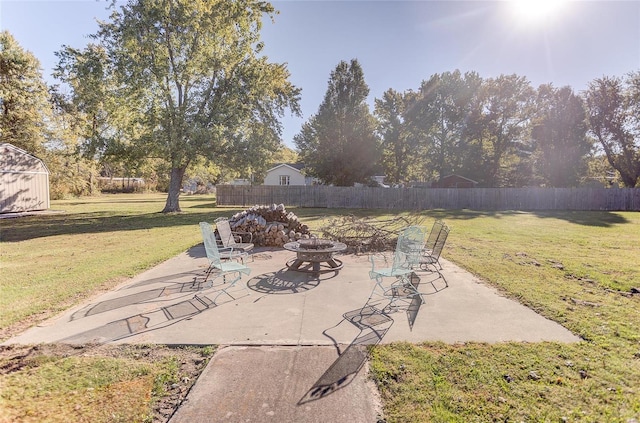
left=2, top=1, right=640, bottom=148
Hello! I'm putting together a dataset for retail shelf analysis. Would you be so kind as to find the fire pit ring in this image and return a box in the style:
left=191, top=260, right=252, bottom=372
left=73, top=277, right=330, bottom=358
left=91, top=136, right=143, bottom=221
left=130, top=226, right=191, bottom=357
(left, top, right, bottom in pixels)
left=283, top=239, right=347, bottom=274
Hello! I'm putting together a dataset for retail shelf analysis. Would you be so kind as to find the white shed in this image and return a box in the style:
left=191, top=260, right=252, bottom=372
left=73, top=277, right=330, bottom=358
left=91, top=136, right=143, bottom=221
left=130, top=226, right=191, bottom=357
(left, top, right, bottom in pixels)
left=0, top=143, right=50, bottom=213
left=263, top=163, right=311, bottom=186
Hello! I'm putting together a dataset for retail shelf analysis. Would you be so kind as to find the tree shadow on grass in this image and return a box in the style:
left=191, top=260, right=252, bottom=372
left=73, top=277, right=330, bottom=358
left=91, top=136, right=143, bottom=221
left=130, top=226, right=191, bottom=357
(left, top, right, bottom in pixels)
left=431, top=209, right=630, bottom=227
left=187, top=201, right=218, bottom=209
left=0, top=210, right=248, bottom=242
left=3, top=207, right=630, bottom=244
left=527, top=210, right=630, bottom=227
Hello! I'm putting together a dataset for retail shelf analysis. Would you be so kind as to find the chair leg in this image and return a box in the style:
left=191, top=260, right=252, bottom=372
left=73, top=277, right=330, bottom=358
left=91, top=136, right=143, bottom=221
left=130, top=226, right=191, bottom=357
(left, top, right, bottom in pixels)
left=202, top=265, right=216, bottom=285
left=207, top=272, right=244, bottom=304
left=369, top=274, right=423, bottom=313
left=387, top=274, right=425, bottom=311
left=367, top=276, right=389, bottom=307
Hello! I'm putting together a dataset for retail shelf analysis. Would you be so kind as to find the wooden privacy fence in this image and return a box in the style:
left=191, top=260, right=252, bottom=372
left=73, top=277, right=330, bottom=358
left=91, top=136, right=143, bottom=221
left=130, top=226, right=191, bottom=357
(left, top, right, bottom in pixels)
left=216, top=186, right=640, bottom=211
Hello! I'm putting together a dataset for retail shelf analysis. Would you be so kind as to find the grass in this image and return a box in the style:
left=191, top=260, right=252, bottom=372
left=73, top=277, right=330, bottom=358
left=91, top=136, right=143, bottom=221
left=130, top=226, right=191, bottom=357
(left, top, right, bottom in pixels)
left=1, top=352, right=159, bottom=422
left=1, top=193, right=639, bottom=421
left=1, top=194, right=231, bottom=330
left=368, top=210, right=640, bottom=422
left=0, top=344, right=213, bottom=423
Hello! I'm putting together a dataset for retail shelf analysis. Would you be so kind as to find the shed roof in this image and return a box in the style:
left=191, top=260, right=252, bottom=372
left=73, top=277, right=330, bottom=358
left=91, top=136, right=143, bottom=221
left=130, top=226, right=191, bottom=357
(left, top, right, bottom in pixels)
left=0, top=143, right=49, bottom=174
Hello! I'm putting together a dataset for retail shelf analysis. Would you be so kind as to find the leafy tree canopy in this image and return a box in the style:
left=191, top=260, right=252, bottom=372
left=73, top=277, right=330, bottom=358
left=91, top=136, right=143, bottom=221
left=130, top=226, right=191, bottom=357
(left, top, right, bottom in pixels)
left=0, top=31, right=51, bottom=154
left=375, top=88, right=417, bottom=184
left=585, top=73, right=640, bottom=187
left=404, top=70, right=483, bottom=182
left=55, top=0, right=301, bottom=211
left=532, top=84, right=591, bottom=187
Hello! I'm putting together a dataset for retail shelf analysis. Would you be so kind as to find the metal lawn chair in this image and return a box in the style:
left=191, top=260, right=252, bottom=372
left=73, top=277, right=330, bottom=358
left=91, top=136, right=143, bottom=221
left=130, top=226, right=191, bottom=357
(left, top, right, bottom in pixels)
left=423, top=220, right=445, bottom=255
left=368, top=229, right=424, bottom=311
left=215, top=217, right=254, bottom=261
left=199, top=222, right=252, bottom=302
left=396, top=225, right=427, bottom=269
left=418, top=222, right=450, bottom=273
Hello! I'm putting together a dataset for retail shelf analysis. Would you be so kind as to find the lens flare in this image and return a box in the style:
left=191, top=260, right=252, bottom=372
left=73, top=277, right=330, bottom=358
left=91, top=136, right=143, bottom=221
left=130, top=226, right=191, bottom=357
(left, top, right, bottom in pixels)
left=510, top=0, right=567, bottom=23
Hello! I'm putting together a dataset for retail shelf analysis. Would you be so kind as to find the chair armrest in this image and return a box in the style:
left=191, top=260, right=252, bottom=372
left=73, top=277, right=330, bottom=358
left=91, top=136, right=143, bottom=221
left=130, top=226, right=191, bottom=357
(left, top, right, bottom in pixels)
left=232, top=230, right=253, bottom=243
left=369, top=252, right=390, bottom=270
left=218, top=245, right=248, bottom=260
left=218, top=245, right=235, bottom=254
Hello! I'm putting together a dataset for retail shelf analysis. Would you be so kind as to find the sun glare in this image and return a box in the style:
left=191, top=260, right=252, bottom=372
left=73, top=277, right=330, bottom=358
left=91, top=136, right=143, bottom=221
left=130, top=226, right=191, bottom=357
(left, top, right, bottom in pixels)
left=510, top=0, right=567, bottom=24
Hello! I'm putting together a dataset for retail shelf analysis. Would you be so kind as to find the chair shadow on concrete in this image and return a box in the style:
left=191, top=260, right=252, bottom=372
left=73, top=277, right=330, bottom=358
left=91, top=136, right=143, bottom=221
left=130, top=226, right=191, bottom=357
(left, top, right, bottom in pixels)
left=61, top=274, right=249, bottom=344
left=70, top=276, right=208, bottom=321
left=122, top=270, right=205, bottom=290
left=414, top=267, right=449, bottom=294
left=384, top=271, right=447, bottom=331
left=297, top=270, right=449, bottom=405
left=298, top=304, right=393, bottom=405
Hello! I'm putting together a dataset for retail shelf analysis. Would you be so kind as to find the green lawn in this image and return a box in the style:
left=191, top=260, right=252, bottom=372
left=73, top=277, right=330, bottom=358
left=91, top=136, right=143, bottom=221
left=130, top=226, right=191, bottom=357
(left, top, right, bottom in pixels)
left=1, top=194, right=639, bottom=421
left=366, top=210, right=640, bottom=422
left=1, top=194, right=236, bottom=331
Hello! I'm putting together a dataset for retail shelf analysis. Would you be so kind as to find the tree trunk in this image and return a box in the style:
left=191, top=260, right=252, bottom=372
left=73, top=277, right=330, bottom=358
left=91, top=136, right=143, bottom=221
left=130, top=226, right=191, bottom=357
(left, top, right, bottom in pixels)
left=162, top=166, right=187, bottom=213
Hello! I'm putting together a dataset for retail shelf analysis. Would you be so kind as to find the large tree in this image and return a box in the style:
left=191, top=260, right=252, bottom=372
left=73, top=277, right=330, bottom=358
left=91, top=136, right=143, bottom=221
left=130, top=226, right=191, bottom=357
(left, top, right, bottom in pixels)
left=468, top=74, right=536, bottom=187
left=404, top=70, right=483, bottom=181
left=584, top=74, right=640, bottom=187
left=374, top=88, right=416, bottom=184
left=0, top=31, right=51, bottom=154
left=56, top=0, right=300, bottom=212
left=294, top=59, right=380, bottom=186
left=54, top=44, right=115, bottom=160
left=531, top=84, right=591, bottom=187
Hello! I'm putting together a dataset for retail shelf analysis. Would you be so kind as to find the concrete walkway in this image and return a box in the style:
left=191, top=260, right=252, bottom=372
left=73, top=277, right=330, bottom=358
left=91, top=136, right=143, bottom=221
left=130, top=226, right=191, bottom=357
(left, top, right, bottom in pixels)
left=4, top=246, right=580, bottom=422
left=169, top=346, right=383, bottom=423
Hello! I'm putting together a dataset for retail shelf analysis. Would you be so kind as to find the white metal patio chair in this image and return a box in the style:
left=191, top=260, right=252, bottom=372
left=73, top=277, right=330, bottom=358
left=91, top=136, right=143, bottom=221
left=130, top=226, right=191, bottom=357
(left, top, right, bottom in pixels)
left=215, top=217, right=254, bottom=261
left=199, top=222, right=252, bottom=302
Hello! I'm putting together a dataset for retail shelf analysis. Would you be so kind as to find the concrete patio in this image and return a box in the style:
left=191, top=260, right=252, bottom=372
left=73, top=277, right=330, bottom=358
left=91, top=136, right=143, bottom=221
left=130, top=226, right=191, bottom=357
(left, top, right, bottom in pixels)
left=5, top=245, right=579, bottom=346
left=4, top=245, right=581, bottom=423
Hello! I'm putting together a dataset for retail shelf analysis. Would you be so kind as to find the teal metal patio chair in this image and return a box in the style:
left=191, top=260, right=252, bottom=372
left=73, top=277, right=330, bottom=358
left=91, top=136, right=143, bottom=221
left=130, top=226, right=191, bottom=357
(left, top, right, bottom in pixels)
left=396, top=225, right=427, bottom=269
left=368, top=228, right=424, bottom=311
left=199, top=222, right=252, bottom=302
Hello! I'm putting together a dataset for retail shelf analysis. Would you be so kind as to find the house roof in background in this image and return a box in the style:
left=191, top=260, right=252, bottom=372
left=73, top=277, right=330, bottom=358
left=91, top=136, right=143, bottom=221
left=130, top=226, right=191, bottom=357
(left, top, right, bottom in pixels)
left=266, top=163, right=305, bottom=173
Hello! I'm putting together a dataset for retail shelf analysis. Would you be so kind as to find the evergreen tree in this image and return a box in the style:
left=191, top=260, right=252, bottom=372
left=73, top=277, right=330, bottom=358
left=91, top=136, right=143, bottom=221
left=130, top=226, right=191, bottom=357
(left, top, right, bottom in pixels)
left=295, top=59, right=380, bottom=186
